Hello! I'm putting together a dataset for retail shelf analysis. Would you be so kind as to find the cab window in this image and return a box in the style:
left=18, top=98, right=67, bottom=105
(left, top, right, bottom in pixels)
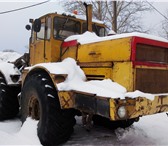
left=36, top=17, right=51, bottom=40
left=37, top=23, right=45, bottom=40
left=82, top=23, right=105, bottom=37
left=53, top=17, right=80, bottom=40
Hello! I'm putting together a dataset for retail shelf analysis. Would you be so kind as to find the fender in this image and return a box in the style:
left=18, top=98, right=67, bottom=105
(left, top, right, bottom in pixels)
left=22, top=61, right=71, bottom=89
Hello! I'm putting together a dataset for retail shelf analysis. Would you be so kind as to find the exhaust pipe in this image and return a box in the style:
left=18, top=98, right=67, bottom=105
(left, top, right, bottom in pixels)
left=84, top=2, right=92, bottom=32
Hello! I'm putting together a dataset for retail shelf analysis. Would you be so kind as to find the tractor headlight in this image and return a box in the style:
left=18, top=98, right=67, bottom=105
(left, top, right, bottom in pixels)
left=117, top=106, right=127, bottom=119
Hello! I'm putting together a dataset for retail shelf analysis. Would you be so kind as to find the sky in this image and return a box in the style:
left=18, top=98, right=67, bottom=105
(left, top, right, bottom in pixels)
left=0, top=0, right=64, bottom=53
left=0, top=0, right=168, bottom=53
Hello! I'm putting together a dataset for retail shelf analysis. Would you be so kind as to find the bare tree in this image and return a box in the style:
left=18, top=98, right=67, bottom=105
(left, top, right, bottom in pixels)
left=63, top=1, right=151, bottom=33
left=161, top=10, right=168, bottom=39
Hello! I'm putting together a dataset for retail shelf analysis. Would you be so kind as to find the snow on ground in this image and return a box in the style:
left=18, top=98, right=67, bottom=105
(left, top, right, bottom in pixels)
left=0, top=113, right=167, bottom=145
left=0, top=118, right=40, bottom=145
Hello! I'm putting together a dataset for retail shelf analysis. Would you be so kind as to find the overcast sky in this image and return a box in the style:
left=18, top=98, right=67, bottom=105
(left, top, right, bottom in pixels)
left=0, top=0, right=168, bottom=53
left=0, top=0, right=64, bottom=53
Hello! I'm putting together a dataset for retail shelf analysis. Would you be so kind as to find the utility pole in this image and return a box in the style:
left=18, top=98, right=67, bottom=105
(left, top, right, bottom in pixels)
left=112, top=1, right=117, bottom=33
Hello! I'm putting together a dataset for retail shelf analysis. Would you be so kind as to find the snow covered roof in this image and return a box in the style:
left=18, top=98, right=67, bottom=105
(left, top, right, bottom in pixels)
left=60, top=12, right=104, bottom=24
left=65, top=31, right=168, bottom=45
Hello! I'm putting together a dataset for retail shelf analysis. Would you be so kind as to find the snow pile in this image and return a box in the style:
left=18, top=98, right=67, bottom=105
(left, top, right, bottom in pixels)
left=1, top=113, right=168, bottom=145
left=30, top=58, right=155, bottom=100
left=0, top=118, right=41, bottom=145
left=0, top=62, right=21, bottom=84
left=125, top=90, right=154, bottom=100
left=0, top=51, right=21, bottom=62
left=32, top=57, right=86, bottom=81
left=65, top=31, right=168, bottom=45
left=0, top=52, right=21, bottom=84
left=58, top=78, right=127, bottom=99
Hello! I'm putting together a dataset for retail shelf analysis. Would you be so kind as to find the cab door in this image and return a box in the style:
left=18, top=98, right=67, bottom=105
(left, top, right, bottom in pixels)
left=30, top=16, right=51, bottom=65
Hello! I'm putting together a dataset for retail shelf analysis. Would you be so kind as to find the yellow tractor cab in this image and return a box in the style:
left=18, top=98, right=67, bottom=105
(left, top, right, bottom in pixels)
left=27, top=11, right=106, bottom=65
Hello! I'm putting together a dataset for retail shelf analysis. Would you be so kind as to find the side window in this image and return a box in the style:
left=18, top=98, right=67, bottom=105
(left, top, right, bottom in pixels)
left=36, top=17, right=51, bottom=40
left=82, top=23, right=105, bottom=37
left=37, top=23, right=45, bottom=40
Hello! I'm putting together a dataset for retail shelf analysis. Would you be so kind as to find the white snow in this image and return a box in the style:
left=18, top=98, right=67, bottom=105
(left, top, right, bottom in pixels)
left=0, top=62, right=20, bottom=84
left=0, top=51, right=21, bottom=63
left=125, top=90, right=155, bottom=100
left=0, top=51, right=21, bottom=84
left=58, top=78, right=127, bottom=99
left=0, top=118, right=41, bottom=145
left=65, top=31, right=168, bottom=45
left=0, top=113, right=168, bottom=145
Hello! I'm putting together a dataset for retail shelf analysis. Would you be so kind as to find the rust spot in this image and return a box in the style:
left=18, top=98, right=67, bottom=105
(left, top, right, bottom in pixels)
left=158, top=95, right=167, bottom=104
left=141, top=107, right=144, bottom=110
left=157, top=104, right=168, bottom=112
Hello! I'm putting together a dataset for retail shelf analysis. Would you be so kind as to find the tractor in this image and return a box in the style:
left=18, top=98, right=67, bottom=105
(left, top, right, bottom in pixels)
left=0, top=4, right=168, bottom=146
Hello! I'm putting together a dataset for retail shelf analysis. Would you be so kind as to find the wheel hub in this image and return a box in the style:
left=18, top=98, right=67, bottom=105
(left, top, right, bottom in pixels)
left=28, top=95, right=40, bottom=120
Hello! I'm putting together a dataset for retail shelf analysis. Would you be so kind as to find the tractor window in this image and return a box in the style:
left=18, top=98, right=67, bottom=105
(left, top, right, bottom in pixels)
left=37, top=23, right=45, bottom=40
left=36, top=17, right=51, bottom=40
left=53, top=17, right=80, bottom=40
left=82, top=23, right=105, bottom=37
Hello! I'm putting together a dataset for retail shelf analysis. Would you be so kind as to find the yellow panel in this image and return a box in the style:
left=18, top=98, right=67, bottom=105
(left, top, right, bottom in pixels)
left=61, top=46, right=78, bottom=61
left=51, top=40, right=62, bottom=62
left=58, top=91, right=75, bottom=109
left=112, top=62, right=133, bottom=91
left=109, top=98, right=117, bottom=120
left=34, top=40, right=45, bottom=64
left=78, top=37, right=132, bottom=62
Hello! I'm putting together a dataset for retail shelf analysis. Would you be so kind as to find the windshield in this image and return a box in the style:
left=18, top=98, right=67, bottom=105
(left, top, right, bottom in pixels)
left=54, top=17, right=80, bottom=40
left=82, top=23, right=105, bottom=37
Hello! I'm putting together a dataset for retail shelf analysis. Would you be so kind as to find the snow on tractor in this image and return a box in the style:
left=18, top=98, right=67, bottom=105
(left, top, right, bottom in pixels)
left=0, top=4, right=168, bottom=146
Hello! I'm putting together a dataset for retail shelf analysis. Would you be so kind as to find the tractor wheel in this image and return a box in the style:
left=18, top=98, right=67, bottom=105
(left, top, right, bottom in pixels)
left=0, top=73, right=20, bottom=120
left=93, top=115, right=135, bottom=129
left=21, top=73, right=76, bottom=145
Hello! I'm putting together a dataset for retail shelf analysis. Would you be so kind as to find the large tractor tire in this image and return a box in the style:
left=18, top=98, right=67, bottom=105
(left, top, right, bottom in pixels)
left=21, top=72, right=76, bottom=146
left=93, top=115, right=135, bottom=129
left=0, top=73, right=20, bottom=120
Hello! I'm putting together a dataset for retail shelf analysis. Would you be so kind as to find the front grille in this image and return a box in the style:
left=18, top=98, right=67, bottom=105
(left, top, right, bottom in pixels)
left=135, top=68, right=168, bottom=93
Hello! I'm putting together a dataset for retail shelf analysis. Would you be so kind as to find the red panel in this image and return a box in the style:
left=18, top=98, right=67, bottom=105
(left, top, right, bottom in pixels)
left=61, top=40, right=78, bottom=48
left=131, top=36, right=168, bottom=68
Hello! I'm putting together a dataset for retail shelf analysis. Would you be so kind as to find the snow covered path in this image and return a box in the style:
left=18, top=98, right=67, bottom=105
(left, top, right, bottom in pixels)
left=0, top=113, right=167, bottom=145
